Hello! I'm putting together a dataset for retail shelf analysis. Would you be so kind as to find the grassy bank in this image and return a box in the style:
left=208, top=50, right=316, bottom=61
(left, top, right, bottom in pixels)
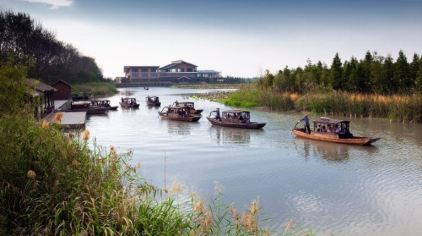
left=206, top=85, right=422, bottom=122
left=72, top=81, right=118, bottom=97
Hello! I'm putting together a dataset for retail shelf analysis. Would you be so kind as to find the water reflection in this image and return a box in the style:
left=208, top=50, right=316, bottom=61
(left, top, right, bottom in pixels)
left=166, top=120, right=192, bottom=135
left=210, top=126, right=255, bottom=144
left=298, top=139, right=378, bottom=162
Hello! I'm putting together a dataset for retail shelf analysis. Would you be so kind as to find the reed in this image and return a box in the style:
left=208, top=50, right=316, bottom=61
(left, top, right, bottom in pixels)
left=218, top=85, right=422, bottom=122
left=72, top=81, right=118, bottom=97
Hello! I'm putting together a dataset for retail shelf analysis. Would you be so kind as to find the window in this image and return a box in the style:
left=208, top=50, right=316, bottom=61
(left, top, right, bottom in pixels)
left=187, top=68, right=193, bottom=72
left=141, top=68, right=148, bottom=72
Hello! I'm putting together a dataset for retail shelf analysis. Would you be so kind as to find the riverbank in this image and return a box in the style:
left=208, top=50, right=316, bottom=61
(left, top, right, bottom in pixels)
left=198, top=85, right=422, bottom=122
left=72, top=81, right=118, bottom=97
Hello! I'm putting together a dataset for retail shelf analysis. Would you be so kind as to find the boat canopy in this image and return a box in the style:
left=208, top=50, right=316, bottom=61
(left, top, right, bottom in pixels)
left=222, top=110, right=250, bottom=115
left=173, top=101, right=194, bottom=107
left=314, top=117, right=350, bottom=125
left=122, top=97, right=137, bottom=102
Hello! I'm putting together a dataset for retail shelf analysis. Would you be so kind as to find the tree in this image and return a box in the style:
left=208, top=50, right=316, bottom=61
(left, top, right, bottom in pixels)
left=381, top=56, right=395, bottom=93
left=0, top=10, right=104, bottom=84
left=416, top=63, right=422, bottom=92
left=393, top=50, right=411, bottom=91
left=410, top=53, right=420, bottom=88
left=330, top=53, right=343, bottom=90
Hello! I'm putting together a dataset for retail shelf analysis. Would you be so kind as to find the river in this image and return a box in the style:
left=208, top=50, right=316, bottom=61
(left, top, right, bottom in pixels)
left=86, top=87, right=422, bottom=236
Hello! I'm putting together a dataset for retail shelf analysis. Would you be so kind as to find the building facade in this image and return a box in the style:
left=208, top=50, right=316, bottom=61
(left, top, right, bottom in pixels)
left=123, top=60, right=220, bottom=84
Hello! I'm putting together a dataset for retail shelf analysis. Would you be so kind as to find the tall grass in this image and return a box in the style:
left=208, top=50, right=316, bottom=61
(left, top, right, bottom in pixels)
left=216, top=85, right=422, bottom=122
left=72, top=81, right=117, bottom=97
left=296, top=92, right=422, bottom=122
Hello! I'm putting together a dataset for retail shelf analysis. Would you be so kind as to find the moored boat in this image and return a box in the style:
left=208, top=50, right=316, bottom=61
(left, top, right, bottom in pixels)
left=71, top=101, right=108, bottom=115
left=292, top=117, right=380, bottom=146
left=120, top=97, right=140, bottom=109
left=158, top=106, right=201, bottom=122
left=91, top=100, right=118, bottom=111
left=207, top=109, right=266, bottom=129
left=172, top=101, right=203, bottom=114
left=146, top=96, right=161, bottom=107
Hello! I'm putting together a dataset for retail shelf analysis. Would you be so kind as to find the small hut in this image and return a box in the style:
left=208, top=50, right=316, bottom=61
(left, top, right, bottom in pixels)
left=25, top=79, right=57, bottom=118
left=52, top=80, right=72, bottom=100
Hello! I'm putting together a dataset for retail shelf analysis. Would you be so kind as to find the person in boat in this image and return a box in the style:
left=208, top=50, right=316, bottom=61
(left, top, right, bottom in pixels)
left=215, top=108, right=221, bottom=120
left=300, top=114, right=311, bottom=134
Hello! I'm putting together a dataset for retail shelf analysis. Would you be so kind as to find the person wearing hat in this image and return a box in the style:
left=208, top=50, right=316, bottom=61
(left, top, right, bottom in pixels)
left=300, top=113, right=311, bottom=134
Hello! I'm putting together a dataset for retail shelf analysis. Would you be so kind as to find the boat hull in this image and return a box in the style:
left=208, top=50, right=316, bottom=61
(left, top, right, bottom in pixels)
left=120, top=102, right=140, bottom=109
left=159, top=112, right=201, bottom=122
left=207, top=117, right=266, bottom=129
left=107, top=106, right=118, bottom=111
left=147, top=102, right=161, bottom=107
left=292, top=129, right=379, bottom=146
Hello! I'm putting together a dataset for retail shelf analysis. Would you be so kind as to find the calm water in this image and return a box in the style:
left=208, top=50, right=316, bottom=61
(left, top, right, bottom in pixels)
left=86, top=87, right=422, bottom=236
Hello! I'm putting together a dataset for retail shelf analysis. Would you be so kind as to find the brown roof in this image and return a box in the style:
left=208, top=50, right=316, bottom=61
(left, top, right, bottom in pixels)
left=25, top=79, right=57, bottom=92
left=52, top=80, right=72, bottom=88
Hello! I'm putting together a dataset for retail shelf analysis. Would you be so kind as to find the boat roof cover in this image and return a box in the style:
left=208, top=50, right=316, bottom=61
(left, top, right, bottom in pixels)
left=223, top=110, right=250, bottom=114
left=315, top=117, right=350, bottom=124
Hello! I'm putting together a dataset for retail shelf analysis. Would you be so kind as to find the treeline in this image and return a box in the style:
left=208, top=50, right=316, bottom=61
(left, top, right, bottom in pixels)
left=0, top=11, right=103, bottom=84
left=259, top=51, right=422, bottom=94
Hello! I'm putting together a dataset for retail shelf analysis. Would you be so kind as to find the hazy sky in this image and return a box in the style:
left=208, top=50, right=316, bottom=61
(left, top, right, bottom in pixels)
left=1, top=0, right=422, bottom=78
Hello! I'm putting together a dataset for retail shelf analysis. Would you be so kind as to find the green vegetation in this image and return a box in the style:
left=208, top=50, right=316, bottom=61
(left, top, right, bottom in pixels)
left=258, top=51, right=422, bottom=94
left=215, top=52, right=422, bottom=122
left=0, top=11, right=105, bottom=84
left=73, top=81, right=118, bottom=97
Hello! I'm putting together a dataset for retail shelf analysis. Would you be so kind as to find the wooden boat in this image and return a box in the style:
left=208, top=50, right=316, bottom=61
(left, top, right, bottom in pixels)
left=172, top=101, right=203, bottom=114
left=146, top=96, right=161, bottom=107
left=207, top=109, right=266, bottom=129
left=158, top=106, right=201, bottom=122
left=292, top=117, right=380, bottom=146
left=71, top=101, right=108, bottom=115
left=91, top=100, right=118, bottom=111
left=120, top=97, right=140, bottom=109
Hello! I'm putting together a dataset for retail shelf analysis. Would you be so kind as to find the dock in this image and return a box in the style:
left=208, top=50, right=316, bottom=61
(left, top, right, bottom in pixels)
left=44, top=111, right=87, bottom=129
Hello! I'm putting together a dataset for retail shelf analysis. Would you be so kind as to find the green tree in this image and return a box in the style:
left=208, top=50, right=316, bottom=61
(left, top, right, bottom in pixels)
left=0, top=61, right=28, bottom=115
left=394, top=50, right=411, bottom=91
left=381, top=55, right=395, bottom=93
left=410, top=53, right=420, bottom=88
left=330, top=53, right=343, bottom=90
left=416, top=63, right=422, bottom=92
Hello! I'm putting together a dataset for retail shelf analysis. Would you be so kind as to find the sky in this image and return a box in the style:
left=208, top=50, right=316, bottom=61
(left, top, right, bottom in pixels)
left=1, top=0, right=422, bottom=78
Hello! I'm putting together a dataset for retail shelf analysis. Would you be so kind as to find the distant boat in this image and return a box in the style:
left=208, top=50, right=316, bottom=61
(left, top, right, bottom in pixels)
left=146, top=96, right=161, bottom=107
left=207, top=109, right=266, bottom=129
left=159, top=106, right=201, bottom=122
left=292, top=117, right=380, bottom=146
left=172, top=101, right=203, bottom=115
left=144, top=86, right=149, bottom=90
left=120, top=97, right=140, bottom=109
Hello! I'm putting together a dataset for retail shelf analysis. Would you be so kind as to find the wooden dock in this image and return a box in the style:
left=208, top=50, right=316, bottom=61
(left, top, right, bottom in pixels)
left=45, top=111, right=86, bottom=129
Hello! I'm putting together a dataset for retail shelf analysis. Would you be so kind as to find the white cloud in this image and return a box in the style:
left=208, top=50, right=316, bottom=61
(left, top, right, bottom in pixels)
left=20, top=0, right=73, bottom=9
